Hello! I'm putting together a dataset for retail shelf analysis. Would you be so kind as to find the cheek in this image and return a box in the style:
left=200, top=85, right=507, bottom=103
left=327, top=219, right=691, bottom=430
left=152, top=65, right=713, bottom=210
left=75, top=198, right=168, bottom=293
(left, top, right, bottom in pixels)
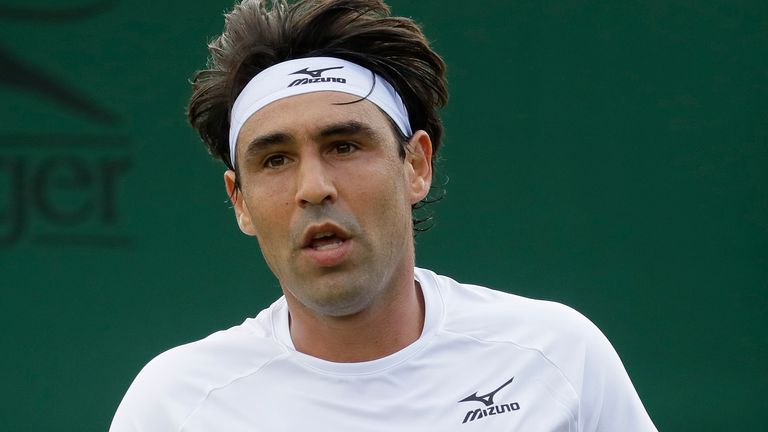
left=250, top=200, right=294, bottom=281
left=244, top=187, right=293, bottom=248
left=345, top=162, right=411, bottom=228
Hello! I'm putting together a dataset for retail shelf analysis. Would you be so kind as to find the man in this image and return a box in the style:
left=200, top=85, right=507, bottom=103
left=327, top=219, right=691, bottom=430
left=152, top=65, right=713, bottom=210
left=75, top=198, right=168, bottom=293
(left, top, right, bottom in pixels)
left=111, top=0, right=657, bottom=430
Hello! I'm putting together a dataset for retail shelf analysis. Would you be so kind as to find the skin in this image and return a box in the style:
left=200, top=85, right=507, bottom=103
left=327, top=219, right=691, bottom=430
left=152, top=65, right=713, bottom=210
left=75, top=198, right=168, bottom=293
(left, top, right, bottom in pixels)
left=224, top=91, right=433, bottom=362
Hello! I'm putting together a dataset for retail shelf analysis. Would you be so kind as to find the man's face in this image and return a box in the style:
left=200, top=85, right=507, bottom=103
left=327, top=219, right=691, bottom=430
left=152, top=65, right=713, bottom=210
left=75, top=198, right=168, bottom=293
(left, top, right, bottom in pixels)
left=225, top=91, right=432, bottom=317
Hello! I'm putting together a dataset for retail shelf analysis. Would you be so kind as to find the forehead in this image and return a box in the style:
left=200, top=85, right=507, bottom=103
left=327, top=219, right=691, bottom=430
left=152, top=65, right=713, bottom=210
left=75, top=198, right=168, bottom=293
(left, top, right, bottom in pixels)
left=237, top=91, right=393, bottom=145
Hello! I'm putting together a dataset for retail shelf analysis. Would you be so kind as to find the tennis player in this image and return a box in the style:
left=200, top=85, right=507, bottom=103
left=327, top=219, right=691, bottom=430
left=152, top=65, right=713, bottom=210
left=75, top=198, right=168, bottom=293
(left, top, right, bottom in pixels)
left=110, top=1, right=657, bottom=430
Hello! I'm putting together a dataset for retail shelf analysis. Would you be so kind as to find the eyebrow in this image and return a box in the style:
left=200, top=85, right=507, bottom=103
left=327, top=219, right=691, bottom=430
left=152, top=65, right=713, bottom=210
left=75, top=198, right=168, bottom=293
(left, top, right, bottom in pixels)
left=243, top=121, right=379, bottom=160
left=318, top=121, right=378, bottom=139
left=242, top=132, right=291, bottom=161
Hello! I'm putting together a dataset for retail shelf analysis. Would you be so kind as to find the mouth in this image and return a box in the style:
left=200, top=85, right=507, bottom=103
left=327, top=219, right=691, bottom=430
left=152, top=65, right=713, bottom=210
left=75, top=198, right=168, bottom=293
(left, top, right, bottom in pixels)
left=301, top=222, right=350, bottom=249
left=306, top=231, right=346, bottom=251
left=300, top=223, right=353, bottom=266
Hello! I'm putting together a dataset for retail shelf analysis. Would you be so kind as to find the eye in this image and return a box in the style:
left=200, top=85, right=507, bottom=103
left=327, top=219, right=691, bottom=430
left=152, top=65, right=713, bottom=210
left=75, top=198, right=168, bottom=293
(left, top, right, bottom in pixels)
left=333, top=142, right=357, bottom=154
left=264, top=154, right=288, bottom=168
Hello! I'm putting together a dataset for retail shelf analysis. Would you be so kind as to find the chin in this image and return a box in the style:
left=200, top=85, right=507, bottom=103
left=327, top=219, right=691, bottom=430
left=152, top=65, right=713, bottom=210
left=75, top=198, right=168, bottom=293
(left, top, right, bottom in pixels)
left=300, top=281, right=377, bottom=318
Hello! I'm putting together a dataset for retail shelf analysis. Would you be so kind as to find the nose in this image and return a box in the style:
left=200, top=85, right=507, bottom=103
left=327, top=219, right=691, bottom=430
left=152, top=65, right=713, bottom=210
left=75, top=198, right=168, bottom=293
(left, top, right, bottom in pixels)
left=295, top=155, right=337, bottom=207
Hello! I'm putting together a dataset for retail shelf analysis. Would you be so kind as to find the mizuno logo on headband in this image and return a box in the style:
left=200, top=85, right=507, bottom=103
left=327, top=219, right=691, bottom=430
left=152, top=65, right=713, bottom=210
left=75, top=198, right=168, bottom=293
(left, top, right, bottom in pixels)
left=289, top=66, right=347, bottom=87
left=291, top=66, right=344, bottom=78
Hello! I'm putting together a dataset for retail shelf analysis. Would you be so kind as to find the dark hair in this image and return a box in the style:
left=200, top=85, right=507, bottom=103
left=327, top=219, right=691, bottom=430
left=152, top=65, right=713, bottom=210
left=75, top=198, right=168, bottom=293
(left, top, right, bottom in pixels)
left=187, top=0, right=448, bottom=231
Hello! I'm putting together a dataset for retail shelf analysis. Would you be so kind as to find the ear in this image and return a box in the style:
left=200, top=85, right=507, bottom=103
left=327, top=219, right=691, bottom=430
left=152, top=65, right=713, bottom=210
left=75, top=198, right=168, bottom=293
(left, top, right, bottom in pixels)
left=404, top=130, right=433, bottom=205
left=224, top=170, right=257, bottom=236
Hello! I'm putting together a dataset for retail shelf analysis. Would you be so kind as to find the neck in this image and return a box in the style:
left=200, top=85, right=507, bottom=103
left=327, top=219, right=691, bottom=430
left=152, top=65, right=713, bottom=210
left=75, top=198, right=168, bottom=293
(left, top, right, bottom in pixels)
left=286, top=267, right=425, bottom=363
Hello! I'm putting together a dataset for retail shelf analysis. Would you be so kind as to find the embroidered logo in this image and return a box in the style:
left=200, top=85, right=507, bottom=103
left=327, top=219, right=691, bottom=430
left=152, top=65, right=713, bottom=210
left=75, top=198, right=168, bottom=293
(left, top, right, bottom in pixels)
left=458, top=377, right=520, bottom=424
left=288, top=66, right=346, bottom=87
left=290, top=66, right=344, bottom=78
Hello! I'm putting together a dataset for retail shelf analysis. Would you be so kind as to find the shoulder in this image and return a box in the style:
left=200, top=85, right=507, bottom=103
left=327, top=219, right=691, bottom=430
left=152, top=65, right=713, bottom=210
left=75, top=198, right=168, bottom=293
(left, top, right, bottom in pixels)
left=423, top=269, right=601, bottom=350
left=420, top=269, right=623, bottom=389
left=136, top=313, right=285, bottom=393
left=109, top=303, right=288, bottom=432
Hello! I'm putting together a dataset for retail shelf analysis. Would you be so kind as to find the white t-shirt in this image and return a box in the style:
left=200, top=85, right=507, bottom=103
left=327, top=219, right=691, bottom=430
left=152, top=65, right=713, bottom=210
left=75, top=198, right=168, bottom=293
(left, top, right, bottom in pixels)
left=110, top=268, right=657, bottom=431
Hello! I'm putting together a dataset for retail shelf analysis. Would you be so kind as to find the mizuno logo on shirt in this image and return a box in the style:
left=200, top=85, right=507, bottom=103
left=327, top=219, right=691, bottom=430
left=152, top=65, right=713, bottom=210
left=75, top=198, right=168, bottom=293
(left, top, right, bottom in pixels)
left=458, top=377, right=520, bottom=424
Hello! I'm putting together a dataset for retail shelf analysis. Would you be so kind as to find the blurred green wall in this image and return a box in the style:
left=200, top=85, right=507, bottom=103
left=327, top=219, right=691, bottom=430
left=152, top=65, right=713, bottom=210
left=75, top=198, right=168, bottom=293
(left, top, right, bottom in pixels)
left=1, top=1, right=765, bottom=430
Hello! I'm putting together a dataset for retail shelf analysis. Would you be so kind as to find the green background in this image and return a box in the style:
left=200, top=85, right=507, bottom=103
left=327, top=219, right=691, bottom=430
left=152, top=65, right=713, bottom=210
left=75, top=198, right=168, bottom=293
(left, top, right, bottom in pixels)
left=1, top=0, right=766, bottom=430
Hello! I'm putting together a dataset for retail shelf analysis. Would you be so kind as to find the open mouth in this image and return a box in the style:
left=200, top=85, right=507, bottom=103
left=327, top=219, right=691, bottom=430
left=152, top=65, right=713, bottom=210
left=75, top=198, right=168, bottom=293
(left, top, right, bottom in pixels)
left=301, top=222, right=351, bottom=250
left=308, top=232, right=345, bottom=250
left=300, top=223, right=353, bottom=267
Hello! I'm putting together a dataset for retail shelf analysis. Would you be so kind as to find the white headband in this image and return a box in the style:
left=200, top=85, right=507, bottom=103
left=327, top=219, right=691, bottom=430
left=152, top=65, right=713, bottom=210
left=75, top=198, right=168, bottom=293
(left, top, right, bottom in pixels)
left=228, top=57, right=413, bottom=167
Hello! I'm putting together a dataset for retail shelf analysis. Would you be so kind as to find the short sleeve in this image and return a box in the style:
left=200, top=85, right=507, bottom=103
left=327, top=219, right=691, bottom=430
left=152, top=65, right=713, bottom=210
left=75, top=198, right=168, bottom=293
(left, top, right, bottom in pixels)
left=574, top=315, right=658, bottom=432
